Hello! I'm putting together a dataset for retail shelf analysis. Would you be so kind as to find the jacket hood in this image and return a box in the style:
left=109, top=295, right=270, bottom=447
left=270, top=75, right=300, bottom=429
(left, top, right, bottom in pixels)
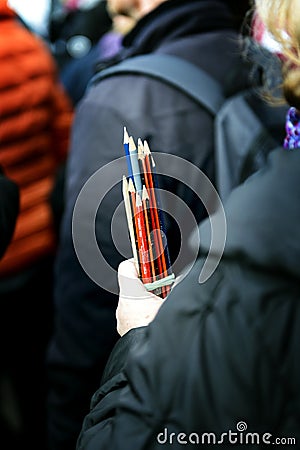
left=194, top=147, right=300, bottom=279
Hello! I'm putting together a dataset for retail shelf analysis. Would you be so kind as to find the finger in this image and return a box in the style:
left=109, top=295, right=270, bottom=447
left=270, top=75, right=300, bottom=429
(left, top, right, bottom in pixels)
left=118, top=258, right=139, bottom=279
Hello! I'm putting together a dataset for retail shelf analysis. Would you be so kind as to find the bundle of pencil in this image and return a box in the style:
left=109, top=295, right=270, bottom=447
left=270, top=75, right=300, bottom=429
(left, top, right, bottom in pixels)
left=122, top=127, right=175, bottom=299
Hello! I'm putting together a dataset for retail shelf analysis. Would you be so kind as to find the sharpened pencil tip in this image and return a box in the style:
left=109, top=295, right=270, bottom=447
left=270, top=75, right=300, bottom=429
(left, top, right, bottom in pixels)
left=143, top=140, right=151, bottom=155
left=128, top=177, right=135, bottom=192
left=142, top=185, right=149, bottom=201
left=123, top=127, right=129, bottom=144
left=129, top=136, right=136, bottom=152
left=135, top=192, right=142, bottom=208
left=137, top=138, right=144, bottom=159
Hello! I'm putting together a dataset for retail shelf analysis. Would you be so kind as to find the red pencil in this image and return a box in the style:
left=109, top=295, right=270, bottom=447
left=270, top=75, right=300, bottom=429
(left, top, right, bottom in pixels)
left=128, top=178, right=152, bottom=284
left=138, top=139, right=163, bottom=277
left=140, top=140, right=170, bottom=297
left=143, top=142, right=169, bottom=276
left=141, top=185, right=156, bottom=279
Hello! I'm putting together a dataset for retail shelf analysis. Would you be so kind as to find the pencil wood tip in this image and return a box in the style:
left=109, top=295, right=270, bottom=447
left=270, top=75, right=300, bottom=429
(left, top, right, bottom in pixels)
left=135, top=192, right=142, bottom=207
left=129, top=136, right=136, bottom=152
left=128, top=177, right=135, bottom=192
left=123, top=127, right=129, bottom=144
left=142, top=185, right=149, bottom=201
left=137, top=138, right=144, bottom=159
left=143, top=140, right=151, bottom=155
left=122, top=176, right=129, bottom=197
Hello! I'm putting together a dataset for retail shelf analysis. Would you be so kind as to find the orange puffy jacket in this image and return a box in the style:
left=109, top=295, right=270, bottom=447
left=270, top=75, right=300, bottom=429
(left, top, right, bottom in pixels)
left=0, top=0, right=73, bottom=277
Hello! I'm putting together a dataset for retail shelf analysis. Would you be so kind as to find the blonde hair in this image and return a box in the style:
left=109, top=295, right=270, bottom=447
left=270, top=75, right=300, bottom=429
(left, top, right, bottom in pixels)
left=255, top=0, right=300, bottom=107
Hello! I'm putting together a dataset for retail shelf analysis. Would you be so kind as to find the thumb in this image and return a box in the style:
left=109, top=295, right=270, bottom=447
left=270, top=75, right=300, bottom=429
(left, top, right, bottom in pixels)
left=118, top=259, right=150, bottom=299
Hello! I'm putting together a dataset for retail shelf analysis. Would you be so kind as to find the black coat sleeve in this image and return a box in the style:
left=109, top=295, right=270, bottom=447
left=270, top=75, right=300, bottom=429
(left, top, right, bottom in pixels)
left=75, top=262, right=244, bottom=450
left=76, top=255, right=300, bottom=450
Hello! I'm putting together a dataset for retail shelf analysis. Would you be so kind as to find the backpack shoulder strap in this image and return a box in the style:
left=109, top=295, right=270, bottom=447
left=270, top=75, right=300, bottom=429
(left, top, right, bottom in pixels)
left=90, top=54, right=225, bottom=116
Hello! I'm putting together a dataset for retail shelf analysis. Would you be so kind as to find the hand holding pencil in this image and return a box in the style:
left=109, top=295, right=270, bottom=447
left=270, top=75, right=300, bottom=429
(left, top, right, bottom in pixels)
left=116, top=258, right=166, bottom=336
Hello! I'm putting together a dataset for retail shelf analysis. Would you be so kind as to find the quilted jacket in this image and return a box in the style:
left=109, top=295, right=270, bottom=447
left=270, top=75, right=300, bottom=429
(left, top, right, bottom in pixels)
left=0, top=0, right=73, bottom=276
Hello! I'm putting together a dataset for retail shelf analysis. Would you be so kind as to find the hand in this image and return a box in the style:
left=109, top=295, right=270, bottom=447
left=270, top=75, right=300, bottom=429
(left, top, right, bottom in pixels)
left=116, top=259, right=166, bottom=336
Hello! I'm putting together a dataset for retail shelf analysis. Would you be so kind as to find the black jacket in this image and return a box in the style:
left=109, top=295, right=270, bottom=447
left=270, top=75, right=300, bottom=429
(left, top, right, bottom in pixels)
left=46, top=1, right=253, bottom=448
left=0, top=172, right=19, bottom=259
left=77, top=147, right=300, bottom=449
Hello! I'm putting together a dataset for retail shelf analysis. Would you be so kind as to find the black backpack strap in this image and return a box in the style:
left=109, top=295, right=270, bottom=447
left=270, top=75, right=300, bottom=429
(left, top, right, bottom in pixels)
left=90, top=54, right=225, bottom=116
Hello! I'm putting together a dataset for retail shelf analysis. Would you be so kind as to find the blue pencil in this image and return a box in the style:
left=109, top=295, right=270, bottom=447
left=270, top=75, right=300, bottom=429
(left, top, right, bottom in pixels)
left=129, top=135, right=142, bottom=193
left=123, top=126, right=133, bottom=180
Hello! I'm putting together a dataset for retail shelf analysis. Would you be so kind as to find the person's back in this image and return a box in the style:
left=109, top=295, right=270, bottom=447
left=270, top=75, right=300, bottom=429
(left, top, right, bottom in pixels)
left=75, top=1, right=300, bottom=448
left=0, top=1, right=73, bottom=448
left=77, top=146, right=300, bottom=449
left=60, top=13, right=135, bottom=106
left=46, top=1, right=252, bottom=449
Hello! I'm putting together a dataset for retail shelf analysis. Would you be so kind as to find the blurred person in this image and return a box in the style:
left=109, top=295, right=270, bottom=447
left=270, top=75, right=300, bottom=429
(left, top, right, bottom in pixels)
left=61, top=12, right=135, bottom=106
left=0, top=1, right=73, bottom=449
left=48, top=0, right=113, bottom=71
left=51, top=11, right=135, bottom=242
left=51, top=11, right=134, bottom=244
left=76, top=0, right=300, bottom=448
left=46, top=1, right=253, bottom=449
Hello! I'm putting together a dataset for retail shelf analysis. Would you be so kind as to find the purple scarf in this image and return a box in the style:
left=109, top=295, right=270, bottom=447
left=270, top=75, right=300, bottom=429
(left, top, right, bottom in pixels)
left=284, top=106, right=300, bottom=149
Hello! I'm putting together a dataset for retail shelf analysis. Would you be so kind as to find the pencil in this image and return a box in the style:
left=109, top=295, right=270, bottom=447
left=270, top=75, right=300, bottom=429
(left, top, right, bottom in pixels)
left=142, top=140, right=169, bottom=280
left=141, top=185, right=156, bottom=279
left=129, top=135, right=142, bottom=194
left=142, top=141, right=171, bottom=297
left=138, top=139, right=165, bottom=280
left=145, top=140, right=172, bottom=275
left=137, top=138, right=146, bottom=186
left=123, top=127, right=133, bottom=179
left=128, top=178, right=152, bottom=283
left=135, top=191, right=152, bottom=283
left=122, top=175, right=140, bottom=276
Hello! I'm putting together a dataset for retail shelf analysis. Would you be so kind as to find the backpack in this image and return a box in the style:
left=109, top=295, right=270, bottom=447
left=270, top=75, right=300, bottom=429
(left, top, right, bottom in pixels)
left=90, top=52, right=288, bottom=202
